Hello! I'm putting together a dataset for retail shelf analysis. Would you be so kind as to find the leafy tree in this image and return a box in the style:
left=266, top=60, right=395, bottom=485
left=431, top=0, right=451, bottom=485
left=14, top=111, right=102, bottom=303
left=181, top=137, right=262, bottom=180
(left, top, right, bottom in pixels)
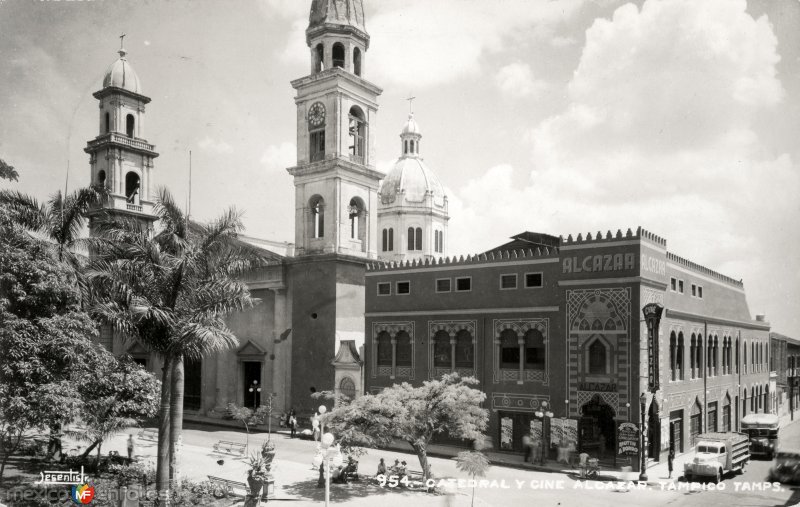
left=322, top=373, right=488, bottom=481
left=86, top=187, right=267, bottom=501
left=0, top=159, right=18, bottom=182
left=226, top=403, right=270, bottom=453
left=455, top=450, right=490, bottom=507
left=0, top=226, right=102, bottom=483
left=72, top=355, right=160, bottom=468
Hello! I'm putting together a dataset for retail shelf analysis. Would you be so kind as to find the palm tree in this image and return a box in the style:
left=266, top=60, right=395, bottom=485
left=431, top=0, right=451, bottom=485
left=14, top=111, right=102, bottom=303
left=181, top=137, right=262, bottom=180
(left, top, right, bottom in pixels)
left=86, top=187, right=267, bottom=504
left=455, top=450, right=490, bottom=507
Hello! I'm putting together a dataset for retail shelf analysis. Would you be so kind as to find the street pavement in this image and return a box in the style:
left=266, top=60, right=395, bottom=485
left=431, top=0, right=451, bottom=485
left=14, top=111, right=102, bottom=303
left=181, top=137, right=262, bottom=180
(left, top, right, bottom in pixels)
left=89, top=418, right=800, bottom=507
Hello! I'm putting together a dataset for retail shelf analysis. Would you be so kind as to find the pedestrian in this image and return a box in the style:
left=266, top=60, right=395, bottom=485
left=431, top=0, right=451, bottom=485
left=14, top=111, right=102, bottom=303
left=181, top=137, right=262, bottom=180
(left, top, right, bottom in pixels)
left=668, top=448, right=675, bottom=479
left=376, top=458, right=386, bottom=477
left=127, top=434, right=135, bottom=461
left=317, top=462, right=325, bottom=488
left=522, top=434, right=532, bottom=463
left=289, top=409, right=297, bottom=439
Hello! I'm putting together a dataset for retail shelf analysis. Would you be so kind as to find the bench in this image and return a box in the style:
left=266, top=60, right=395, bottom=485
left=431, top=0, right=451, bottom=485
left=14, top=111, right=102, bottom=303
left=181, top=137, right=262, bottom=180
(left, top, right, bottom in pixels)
left=207, top=475, right=275, bottom=500
left=138, top=428, right=158, bottom=441
left=213, top=441, right=247, bottom=455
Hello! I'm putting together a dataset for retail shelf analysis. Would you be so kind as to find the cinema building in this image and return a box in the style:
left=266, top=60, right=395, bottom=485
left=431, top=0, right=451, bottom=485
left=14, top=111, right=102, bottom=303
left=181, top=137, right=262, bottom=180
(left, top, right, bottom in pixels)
left=363, top=228, right=772, bottom=465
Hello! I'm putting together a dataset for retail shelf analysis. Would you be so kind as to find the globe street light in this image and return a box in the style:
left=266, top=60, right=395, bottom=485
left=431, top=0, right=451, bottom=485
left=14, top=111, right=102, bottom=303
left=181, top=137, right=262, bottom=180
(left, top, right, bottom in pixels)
left=312, top=432, right=342, bottom=507
left=248, top=380, right=262, bottom=409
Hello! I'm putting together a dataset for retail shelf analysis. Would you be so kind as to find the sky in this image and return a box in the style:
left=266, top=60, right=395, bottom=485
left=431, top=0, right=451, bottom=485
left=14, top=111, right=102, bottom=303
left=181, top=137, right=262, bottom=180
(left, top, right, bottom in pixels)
left=1, top=0, right=799, bottom=338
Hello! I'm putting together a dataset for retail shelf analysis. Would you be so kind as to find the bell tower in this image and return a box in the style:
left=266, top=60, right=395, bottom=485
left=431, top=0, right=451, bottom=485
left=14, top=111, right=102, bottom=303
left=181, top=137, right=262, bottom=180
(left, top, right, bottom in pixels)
left=288, top=0, right=383, bottom=258
left=85, top=41, right=158, bottom=225
left=286, top=0, right=381, bottom=413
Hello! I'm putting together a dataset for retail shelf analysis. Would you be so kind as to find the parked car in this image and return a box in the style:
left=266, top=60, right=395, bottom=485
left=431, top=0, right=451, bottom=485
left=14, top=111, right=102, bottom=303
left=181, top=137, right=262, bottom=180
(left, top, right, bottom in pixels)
left=768, top=449, right=800, bottom=485
left=684, top=432, right=750, bottom=483
left=741, top=413, right=780, bottom=459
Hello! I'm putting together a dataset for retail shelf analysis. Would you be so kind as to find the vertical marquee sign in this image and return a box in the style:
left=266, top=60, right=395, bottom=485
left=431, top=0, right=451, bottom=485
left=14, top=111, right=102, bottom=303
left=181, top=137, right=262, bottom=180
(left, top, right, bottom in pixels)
left=643, top=303, right=664, bottom=393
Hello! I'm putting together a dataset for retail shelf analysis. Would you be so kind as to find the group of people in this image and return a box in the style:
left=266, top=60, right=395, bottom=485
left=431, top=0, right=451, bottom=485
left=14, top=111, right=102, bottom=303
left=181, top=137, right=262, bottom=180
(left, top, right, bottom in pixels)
left=375, top=458, right=408, bottom=478
left=317, top=456, right=359, bottom=486
left=279, top=409, right=298, bottom=438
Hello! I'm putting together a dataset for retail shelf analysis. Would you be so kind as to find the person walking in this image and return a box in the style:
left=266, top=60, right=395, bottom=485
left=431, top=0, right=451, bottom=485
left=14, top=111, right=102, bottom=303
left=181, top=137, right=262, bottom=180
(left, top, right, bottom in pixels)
left=668, top=448, right=675, bottom=479
left=126, top=434, right=135, bottom=461
left=522, top=434, right=532, bottom=463
left=289, top=409, right=297, bottom=439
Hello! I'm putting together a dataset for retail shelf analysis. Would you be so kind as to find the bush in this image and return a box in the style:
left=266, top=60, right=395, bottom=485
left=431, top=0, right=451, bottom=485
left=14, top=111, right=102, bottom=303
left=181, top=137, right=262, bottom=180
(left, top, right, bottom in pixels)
left=108, top=461, right=153, bottom=487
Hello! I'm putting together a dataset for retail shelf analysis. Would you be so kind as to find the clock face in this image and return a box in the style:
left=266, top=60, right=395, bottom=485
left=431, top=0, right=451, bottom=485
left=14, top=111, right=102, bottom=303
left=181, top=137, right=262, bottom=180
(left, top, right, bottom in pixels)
left=308, top=102, right=326, bottom=127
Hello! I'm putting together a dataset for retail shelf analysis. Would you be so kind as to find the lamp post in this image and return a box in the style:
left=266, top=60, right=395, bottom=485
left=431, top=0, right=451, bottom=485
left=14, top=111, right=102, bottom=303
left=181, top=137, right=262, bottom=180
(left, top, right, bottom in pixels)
left=312, top=432, right=342, bottom=507
left=535, top=401, right=553, bottom=465
left=639, top=392, right=647, bottom=482
left=248, top=380, right=262, bottom=409
left=265, top=393, right=275, bottom=439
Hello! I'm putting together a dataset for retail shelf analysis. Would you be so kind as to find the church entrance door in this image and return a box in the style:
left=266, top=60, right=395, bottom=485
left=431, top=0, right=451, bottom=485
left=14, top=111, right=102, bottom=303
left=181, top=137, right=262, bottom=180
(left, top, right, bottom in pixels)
left=243, top=361, right=262, bottom=409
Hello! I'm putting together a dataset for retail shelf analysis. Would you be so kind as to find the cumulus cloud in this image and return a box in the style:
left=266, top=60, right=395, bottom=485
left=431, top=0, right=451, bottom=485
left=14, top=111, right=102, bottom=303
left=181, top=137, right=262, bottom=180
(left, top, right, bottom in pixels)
left=197, top=136, right=233, bottom=154
left=496, top=62, right=546, bottom=98
left=260, top=141, right=296, bottom=171
left=448, top=0, right=798, bottom=329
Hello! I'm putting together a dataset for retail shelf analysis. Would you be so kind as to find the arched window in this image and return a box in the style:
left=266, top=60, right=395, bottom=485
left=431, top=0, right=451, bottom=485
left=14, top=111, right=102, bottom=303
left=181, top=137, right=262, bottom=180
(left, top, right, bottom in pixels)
left=743, top=341, right=748, bottom=374
left=415, top=227, right=422, bottom=251
left=696, top=334, right=703, bottom=376
left=395, top=331, right=412, bottom=367
left=751, top=342, right=755, bottom=370
left=742, top=387, right=748, bottom=416
left=376, top=331, right=392, bottom=366
left=410, top=140, right=415, bottom=154
left=309, top=195, right=325, bottom=238
left=388, top=228, right=394, bottom=251
left=105, top=112, right=110, bottom=133
left=382, top=228, right=388, bottom=252
left=353, top=47, right=362, bottom=76
left=690, top=334, right=696, bottom=379
left=588, top=339, right=607, bottom=374
left=97, top=170, right=106, bottom=187
left=433, top=330, right=451, bottom=368
left=735, top=337, right=739, bottom=374
left=713, top=335, right=719, bottom=376
left=314, top=43, right=324, bottom=73
left=455, top=329, right=473, bottom=368
left=125, top=172, right=140, bottom=204
left=348, top=106, right=366, bottom=163
left=332, top=42, right=345, bottom=68
left=500, top=329, right=519, bottom=369
left=524, top=329, right=545, bottom=370
left=126, top=114, right=135, bottom=137
left=407, top=227, right=414, bottom=251
left=707, top=336, right=713, bottom=375
left=677, top=332, right=684, bottom=380
left=669, top=332, right=677, bottom=381
left=339, top=377, right=356, bottom=399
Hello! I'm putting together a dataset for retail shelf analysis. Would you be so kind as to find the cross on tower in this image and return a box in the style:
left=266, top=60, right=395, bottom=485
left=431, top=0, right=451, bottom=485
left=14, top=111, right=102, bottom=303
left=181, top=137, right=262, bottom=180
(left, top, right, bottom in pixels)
left=119, top=33, right=126, bottom=50
left=405, top=95, right=416, bottom=115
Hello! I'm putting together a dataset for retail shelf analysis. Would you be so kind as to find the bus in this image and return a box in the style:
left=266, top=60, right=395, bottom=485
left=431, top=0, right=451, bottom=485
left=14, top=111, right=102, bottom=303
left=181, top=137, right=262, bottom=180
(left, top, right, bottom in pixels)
left=741, top=413, right=780, bottom=459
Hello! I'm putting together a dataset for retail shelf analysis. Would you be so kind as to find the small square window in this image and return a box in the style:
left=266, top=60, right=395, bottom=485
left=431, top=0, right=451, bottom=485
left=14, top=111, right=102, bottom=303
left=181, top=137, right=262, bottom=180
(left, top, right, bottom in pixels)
left=377, top=282, right=391, bottom=296
left=678, top=280, right=684, bottom=293
left=436, top=278, right=451, bottom=293
left=525, top=272, right=543, bottom=288
left=455, top=277, right=471, bottom=292
left=396, top=281, right=410, bottom=295
left=670, top=278, right=677, bottom=291
left=500, top=274, right=517, bottom=290
left=698, top=286, right=703, bottom=298
left=691, top=284, right=697, bottom=297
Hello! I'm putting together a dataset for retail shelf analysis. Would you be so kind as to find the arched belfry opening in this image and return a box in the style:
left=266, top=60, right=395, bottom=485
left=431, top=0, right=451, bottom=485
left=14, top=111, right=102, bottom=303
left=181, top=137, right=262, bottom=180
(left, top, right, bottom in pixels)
left=348, top=197, right=366, bottom=249
left=332, top=42, right=345, bottom=69
left=314, top=43, right=324, bottom=73
left=353, top=47, right=362, bottom=76
left=126, top=114, right=135, bottom=137
left=348, top=106, right=366, bottom=163
left=97, top=170, right=106, bottom=188
left=125, top=172, right=140, bottom=204
left=309, top=195, right=325, bottom=239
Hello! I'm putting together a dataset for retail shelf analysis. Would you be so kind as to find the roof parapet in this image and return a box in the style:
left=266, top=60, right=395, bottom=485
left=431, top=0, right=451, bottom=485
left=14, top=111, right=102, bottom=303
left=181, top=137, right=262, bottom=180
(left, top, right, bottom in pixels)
left=366, top=246, right=558, bottom=272
left=666, top=251, right=744, bottom=288
left=559, top=226, right=667, bottom=248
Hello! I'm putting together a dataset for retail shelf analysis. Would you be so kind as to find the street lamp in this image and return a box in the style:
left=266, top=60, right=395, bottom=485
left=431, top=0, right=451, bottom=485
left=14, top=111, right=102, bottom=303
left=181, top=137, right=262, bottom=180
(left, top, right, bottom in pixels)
left=248, top=380, right=262, bottom=409
left=312, top=432, right=343, bottom=507
left=535, top=401, right=553, bottom=465
left=639, top=392, right=647, bottom=482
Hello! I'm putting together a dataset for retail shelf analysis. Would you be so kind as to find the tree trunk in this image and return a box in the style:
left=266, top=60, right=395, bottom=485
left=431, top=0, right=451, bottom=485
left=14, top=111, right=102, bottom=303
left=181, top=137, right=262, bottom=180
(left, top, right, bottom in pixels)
left=0, top=432, right=23, bottom=484
left=156, top=356, right=173, bottom=505
left=413, top=442, right=431, bottom=481
left=95, top=442, right=102, bottom=471
left=45, top=423, right=63, bottom=460
left=80, top=439, right=102, bottom=460
left=169, top=356, right=184, bottom=486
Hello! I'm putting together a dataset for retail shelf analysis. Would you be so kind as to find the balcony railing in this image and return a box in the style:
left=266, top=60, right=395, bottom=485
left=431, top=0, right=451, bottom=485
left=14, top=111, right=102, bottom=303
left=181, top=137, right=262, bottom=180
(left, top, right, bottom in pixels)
left=87, top=132, right=156, bottom=153
left=126, top=203, right=143, bottom=212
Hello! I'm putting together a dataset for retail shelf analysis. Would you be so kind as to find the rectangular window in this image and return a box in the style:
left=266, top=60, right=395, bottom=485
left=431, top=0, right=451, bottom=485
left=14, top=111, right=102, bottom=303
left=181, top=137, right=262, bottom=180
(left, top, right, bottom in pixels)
left=310, top=130, right=325, bottom=162
left=690, top=413, right=701, bottom=440
left=691, top=284, right=697, bottom=297
left=524, top=272, right=543, bottom=288
left=377, top=282, right=391, bottom=296
left=698, top=286, right=703, bottom=298
left=396, top=281, right=410, bottom=295
left=435, top=278, right=451, bottom=293
left=678, top=280, right=684, bottom=293
left=455, top=277, right=472, bottom=292
left=499, top=274, right=517, bottom=290
left=670, top=277, right=677, bottom=291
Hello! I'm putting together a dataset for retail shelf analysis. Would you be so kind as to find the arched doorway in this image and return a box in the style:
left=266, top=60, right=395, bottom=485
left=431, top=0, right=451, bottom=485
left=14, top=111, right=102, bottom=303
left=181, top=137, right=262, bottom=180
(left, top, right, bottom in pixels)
left=648, top=398, right=660, bottom=460
left=579, top=395, right=616, bottom=460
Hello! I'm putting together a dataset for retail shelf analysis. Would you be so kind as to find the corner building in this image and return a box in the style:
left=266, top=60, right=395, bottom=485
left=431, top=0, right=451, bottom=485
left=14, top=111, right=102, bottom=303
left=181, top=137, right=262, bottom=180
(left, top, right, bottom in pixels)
left=364, top=228, right=771, bottom=465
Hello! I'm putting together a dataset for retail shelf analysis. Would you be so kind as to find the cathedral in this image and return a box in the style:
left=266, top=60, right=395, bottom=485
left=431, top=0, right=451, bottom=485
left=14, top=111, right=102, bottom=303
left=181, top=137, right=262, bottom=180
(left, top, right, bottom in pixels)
left=87, top=0, right=449, bottom=418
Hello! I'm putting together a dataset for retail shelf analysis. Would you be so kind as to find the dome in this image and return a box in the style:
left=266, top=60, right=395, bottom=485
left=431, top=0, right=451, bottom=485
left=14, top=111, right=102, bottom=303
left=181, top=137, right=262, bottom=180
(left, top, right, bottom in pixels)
left=380, top=157, right=446, bottom=206
left=102, top=49, right=142, bottom=94
left=308, top=0, right=366, bottom=34
left=401, top=115, right=420, bottom=136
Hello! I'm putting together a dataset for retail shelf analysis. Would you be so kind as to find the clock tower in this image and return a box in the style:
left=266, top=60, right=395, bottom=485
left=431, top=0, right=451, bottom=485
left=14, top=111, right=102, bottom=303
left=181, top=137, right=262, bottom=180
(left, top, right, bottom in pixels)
left=286, top=0, right=382, bottom=411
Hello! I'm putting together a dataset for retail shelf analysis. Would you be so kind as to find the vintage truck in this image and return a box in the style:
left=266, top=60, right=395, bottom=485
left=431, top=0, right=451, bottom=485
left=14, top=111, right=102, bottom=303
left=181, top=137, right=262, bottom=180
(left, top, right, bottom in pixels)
left=683, top=432, right=750, bottom=483
left=741, top=413, right=780, bottom=459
